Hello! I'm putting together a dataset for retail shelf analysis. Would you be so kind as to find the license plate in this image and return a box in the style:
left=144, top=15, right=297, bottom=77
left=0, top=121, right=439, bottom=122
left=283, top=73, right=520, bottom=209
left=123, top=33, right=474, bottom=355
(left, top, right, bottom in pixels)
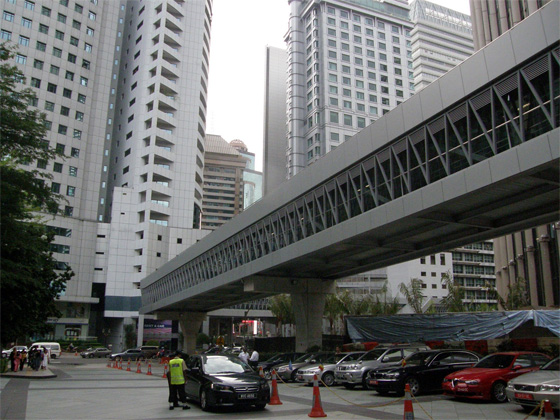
left=297, top=375, right=303, bottom=380
left=515, top=393, right=534, bottom=400
left=238, top=393, right=257, bottom=399
left=369, top=380, right=378, bottom=386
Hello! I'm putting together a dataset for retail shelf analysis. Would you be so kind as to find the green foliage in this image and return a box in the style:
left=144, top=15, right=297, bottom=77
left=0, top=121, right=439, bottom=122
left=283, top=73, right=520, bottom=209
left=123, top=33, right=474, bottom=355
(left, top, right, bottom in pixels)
left=269, top=294, right=294, bottom=336
left=145, top=339, right=159, bottom=346
left=0, top=44, right=72, bottom=346
left=486, top=277, right=530, bottom=310
left=399, top=278, right=425, bottom=314
left=124, top=324, right=136, bottom=349
left=0, top=358, right=8, bottom=373
left=440, top=271, right=466, bottom=312
left=197, top=332, right=211, bottom=346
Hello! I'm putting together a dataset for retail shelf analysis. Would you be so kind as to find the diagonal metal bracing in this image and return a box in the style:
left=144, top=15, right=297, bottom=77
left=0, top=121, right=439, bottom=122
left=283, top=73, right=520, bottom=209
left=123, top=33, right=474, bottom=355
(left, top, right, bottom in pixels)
left=142, top=47, right=560, bottom=310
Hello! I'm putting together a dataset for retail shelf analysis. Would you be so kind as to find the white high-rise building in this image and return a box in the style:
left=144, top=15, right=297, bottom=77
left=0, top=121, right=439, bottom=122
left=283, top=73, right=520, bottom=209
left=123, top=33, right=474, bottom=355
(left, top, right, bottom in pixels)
left=285, top=0, right=415, bottom=178
left=1, top=0, right=213, bottom=345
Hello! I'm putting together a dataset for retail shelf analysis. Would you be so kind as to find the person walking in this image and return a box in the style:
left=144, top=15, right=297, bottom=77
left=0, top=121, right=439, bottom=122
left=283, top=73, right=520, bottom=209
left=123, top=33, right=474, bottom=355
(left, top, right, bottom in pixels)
left=238, top=347, right=249, bottom=364
left=167, top=352, right=190, bottom=410
left=249, top=348, right=259, bottom=369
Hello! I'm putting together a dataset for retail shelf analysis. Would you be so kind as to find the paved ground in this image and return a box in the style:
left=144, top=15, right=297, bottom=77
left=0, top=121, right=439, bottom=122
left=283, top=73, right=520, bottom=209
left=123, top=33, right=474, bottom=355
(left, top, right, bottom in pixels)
left=0, top=354, right=552, bottom=420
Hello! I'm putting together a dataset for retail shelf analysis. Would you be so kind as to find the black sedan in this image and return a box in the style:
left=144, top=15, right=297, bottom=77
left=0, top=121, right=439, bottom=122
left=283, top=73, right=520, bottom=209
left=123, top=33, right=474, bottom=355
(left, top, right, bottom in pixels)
left=185, top=354, right=270, bottom=411
left=109, top=348, right=144, bottom=361
left=367, top=349, right=480, bottom=396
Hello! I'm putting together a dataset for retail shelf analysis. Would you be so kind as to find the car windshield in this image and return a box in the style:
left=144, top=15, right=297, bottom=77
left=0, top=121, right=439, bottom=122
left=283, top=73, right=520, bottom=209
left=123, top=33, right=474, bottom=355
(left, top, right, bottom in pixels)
left=403, top=351, right=434, bottom=366
left=295, top=353, right=312, bottom=363
left=264, top=353, right=280, bottom=362
left=475, top=354, right=515, bottom=369
left=359, top=348, right=387, bottom=361
left=204, top=356, right=252, bottom=374
left=541, top=357, right=559, bottom=371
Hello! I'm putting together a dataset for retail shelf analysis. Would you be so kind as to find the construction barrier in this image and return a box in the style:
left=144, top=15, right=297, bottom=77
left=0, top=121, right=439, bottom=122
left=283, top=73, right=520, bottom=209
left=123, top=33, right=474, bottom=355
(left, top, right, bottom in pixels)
left=269, top=369, right=282, bottom=405
left=162, top=363, right=168, bottom=379
left=147, top=362, right=152, bottom=376
left=308, top=374, right=326, bottom=418
left=403, top=384, right=415, bottom=420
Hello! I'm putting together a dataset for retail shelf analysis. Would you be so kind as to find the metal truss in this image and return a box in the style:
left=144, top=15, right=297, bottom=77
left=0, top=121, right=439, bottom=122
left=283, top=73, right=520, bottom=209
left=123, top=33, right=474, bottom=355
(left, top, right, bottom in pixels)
left=144, top=47, right=560, bottom=308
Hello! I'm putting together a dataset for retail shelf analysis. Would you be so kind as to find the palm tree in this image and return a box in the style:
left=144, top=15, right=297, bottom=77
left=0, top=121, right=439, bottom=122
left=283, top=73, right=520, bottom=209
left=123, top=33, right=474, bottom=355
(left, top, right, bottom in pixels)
left=399, top=278, right=425, bottom=313
left=440, top=271, right=465, bottom=312
left=269, top=294, right=294, bottom=336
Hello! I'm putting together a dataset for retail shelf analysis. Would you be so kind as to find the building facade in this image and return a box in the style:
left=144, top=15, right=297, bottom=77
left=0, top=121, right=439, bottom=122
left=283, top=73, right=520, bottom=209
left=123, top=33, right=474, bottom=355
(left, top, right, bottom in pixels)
left=1, top=0, right=214, bottom=345
left=285, top=0, right=415, bottom=177
left=409, top=0, right=473, bottom=92
left=468, top=0, right=559, bottom=308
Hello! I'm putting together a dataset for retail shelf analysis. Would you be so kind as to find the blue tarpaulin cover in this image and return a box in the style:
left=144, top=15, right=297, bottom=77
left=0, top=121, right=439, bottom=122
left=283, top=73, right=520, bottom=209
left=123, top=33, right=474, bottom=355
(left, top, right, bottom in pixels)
left=346, top=310, right=560, bottom=343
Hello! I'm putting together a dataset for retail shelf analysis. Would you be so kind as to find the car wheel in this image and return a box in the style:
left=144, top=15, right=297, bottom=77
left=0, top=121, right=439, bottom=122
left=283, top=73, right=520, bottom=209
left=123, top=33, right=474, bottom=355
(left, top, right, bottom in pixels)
left=406, top=376, right=420, bottom=396
left=51, top=355, right=56, bottom=359
left=322, top=372, right=335, bottom=387
left=89, top=354, right=94, bottom=359
left=290, top=371, right=298, bottom=382
left=255, top=403, right=267, bottom=410
left=200, top=389, right=211, bottom=412
left=361, top=372, right=370, bottom=389
left=343, top=383, right=356, bottom=390
left=491, top=381, right=507, bottom=403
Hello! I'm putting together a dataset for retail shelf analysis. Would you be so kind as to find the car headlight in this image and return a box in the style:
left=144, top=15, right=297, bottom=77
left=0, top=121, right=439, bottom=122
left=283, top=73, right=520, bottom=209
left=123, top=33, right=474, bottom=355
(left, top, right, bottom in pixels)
left=210, top=383, right=233, bottom=391
left=349, top=364, right=358, bottom=370
left=443, top=378, right=451, bottom=383
left=536, top=384, right=560, bottom=392
left=465, top=380, right=479, bottom=385
left=385, top=372, right=401, bottom=379
left=277, top=366, right=288, bottom=372
left=261, top=381, right=270, bottom=390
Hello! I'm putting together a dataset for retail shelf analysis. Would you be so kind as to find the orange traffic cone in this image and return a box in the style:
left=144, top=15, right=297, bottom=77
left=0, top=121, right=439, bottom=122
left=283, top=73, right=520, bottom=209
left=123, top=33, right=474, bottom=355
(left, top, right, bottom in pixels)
left=308, top=374, right=326, bottom=418
left=543, top=400, right=555, bottom=420
left=146, top=362, right=152, bottom=376
left=126, top=360, right=131, bottom=372
left=269, top=369, right=282, bottom=405
left=259, top=366, right=265, bottom=378
left=136, top=361, right=142, bottom=374
left=113, top=359, right=118, bottom=369
left=118, top=359, right=122, bottom=370
left=403, top=383, right=415, bottom=420
left=107, top=359, right=111, bottom=368
left=162, top=363, right=168, bottom=378
left=75, top=351, right=78, bottom=357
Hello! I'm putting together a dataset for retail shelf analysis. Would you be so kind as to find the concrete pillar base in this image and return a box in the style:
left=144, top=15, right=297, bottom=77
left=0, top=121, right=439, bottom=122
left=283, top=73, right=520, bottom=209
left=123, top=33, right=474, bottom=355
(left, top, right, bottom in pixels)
left=155, top=311, right=207, bottom=354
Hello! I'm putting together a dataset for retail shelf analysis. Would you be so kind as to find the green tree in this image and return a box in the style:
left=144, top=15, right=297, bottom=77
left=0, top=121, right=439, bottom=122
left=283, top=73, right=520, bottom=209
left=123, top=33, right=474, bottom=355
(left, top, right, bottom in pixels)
left=0, top=44, right=72, bottom=345
left=399, top=278, right=425, bottom=314
left=440, top=271, right=465, bottom=312
left=324, top=292, right=344, bottom=334
left=269, top=294, right=294, bottom=336
left=487, top=277, right=530, bottom=310
left=124, top=324, right=137, bottom=349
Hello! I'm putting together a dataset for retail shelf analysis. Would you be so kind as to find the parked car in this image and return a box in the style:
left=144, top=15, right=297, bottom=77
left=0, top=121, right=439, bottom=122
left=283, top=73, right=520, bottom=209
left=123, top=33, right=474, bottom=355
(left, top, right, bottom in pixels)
left=275, top=352, right=335, bottom=382
left=257, top=352, right=306, bottom=378
left=368, top=349, right=480, bottom=396
left=184, top=354, right=270, bottom=411
left=109, top=348, right=144, bottom=361
left=80, top=347, right=111, bottom=358
left=505, top=356, right=560, bottom=413
left=336, top=343, right=429, bottom=389
left=442, top=351, right=551, bottom=403
left=2, top=346, right=28, bottom=357
left=138, top=345, right=159, bottom=359
left=296, top=351, right=365, bottom=386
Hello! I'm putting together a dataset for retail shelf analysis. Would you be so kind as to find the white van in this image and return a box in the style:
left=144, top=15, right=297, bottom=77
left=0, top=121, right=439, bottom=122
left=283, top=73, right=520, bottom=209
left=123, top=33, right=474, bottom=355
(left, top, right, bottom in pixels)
left=29, top=342, right=62, bottom=359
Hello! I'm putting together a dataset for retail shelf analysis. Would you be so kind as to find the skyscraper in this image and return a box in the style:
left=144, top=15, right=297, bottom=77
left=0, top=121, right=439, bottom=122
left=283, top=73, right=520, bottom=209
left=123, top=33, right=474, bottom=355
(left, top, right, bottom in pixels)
left=1, top=0, right=213, bottom=344
left=285, top=0, right=414, bottom=178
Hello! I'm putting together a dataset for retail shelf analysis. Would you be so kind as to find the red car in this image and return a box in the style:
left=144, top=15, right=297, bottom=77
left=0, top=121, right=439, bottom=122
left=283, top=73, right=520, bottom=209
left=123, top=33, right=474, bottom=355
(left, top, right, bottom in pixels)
left=442, top=352, right=551, bottom=403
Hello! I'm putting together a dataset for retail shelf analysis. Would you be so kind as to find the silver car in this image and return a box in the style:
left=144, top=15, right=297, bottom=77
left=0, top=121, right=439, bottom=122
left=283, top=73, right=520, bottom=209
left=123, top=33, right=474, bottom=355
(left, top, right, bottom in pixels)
left=335, top=344, right=429, bottom=389
left=80, top=347, right=111, bottom=358
left=506, top=357, right=559, bottom=413
left=296, top=352, right=365, bottom=386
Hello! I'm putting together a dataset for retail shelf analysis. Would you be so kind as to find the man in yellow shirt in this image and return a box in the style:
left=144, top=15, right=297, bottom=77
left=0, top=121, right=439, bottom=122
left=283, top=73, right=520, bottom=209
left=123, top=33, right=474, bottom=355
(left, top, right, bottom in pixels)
left=167, top=352, right=190, bottom=410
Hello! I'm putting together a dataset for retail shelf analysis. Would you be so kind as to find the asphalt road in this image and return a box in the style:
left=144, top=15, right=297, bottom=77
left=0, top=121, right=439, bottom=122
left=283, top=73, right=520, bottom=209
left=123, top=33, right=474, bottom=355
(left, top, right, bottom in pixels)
left=0, top=354, right=550, bottom=420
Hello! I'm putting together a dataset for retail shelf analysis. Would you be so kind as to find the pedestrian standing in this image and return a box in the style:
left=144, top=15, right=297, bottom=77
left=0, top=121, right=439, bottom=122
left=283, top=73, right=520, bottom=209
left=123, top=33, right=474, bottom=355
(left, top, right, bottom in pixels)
left=249, top=348, right=259, bottom=368
left=13, top=352, right=21, bottom=372
left=9, top=349, right=16, bottom=371
left=20, top=350, right=27, bottom=371
left=167, top=352, right=190, bottom=410
left=41, top=347, right=49, bottom=370
left=238, top=347, right=249, bottom=364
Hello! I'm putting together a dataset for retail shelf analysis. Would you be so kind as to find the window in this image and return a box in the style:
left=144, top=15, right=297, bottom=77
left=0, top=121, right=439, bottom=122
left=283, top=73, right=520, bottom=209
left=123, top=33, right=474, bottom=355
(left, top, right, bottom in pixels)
left=19, top=36, right=30, bottom=46
left=55, top=143, right=65, bottom=154
left=57, top=13, right=67, bottom=23
left=60, top=106, right=70, bottom=116
left=357, top=117, right=365, bottom=128
left=64, top=206, right=73, bottom=217
left=69, top=36, right=78, bottom=46
left=67, top=53, right=76, bottom=63
left=51, top=182, right=61, bottom=193
left=88, top=11, right=96, bottom=20
left=67, top=186, right=75, bottom=196
left=54, top=30, right=64, bottom=41
left=45, top=101, right=55, bottom=111
left=60, top=0, right=69, bottom=6
left=37, top=160, right=47, bottom=169
left=47, top=83, right=57, bottom=94
left=382, top=97, right=389, bottom=105
left=369, top=106, right=378, bottom=115
left=71, top=147, right=80, bottom=158
left=62, top=88, right=71, bottom=98
left=53, top=47, right=62, bottom=58
left=15, top=54, right=27, bottom=65
left=329, top=111, right=339, bottom=123
left=69, top=166, right=78, bottom=177
left=80, top=77, right=88, bottom=86
left=72, top=20, right=81, bottom=30
left=41, top=6, right=51, bottom=16
left=33, top=59, right=44, bottom=70
left=53, top=162, right=63, bottom=173
left=65, top=71, right=74, bottom=81
left=73, top=129, right=82, bottom=139
left=74, top=3, right=83, bottom=13
left=50, top=65, right=60, bottom=75
left=84, top=43, right=92, bottom=53
left=3, top=12, right=14, bottom=22
left=77, top=94, right=86, bottom=104
left=1, top=30, right=11, bottom=41
left=36, top=41, right=46, bottom=52
left=39, top=24, right=49, bottom=34
left=30, top=78, right=41, bottom=88
left=344, top=114, right=353, bottom=126
left=57, top=125, right=67, bottom=135
left=82, top=59, right=90, bottom=70
left=75, top=111, right=84, bottom=121
left=86, top=27, right=94, bottom=36
left=24, top=0, right=35, bottom=10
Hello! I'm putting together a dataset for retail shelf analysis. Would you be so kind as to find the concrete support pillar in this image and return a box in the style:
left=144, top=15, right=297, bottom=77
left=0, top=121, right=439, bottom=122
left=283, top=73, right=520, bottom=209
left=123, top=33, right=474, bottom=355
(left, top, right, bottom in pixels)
left=136, top=315, right=144, bottom=347
left=537, top=233, right=554, bottom=307
left=178, top=312, right=207, bottom=354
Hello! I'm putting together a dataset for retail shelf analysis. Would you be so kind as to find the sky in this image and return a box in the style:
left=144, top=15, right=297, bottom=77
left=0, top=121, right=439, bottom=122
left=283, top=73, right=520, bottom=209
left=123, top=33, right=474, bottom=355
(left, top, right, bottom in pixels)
left=206, top=0, right=471, bottom=171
